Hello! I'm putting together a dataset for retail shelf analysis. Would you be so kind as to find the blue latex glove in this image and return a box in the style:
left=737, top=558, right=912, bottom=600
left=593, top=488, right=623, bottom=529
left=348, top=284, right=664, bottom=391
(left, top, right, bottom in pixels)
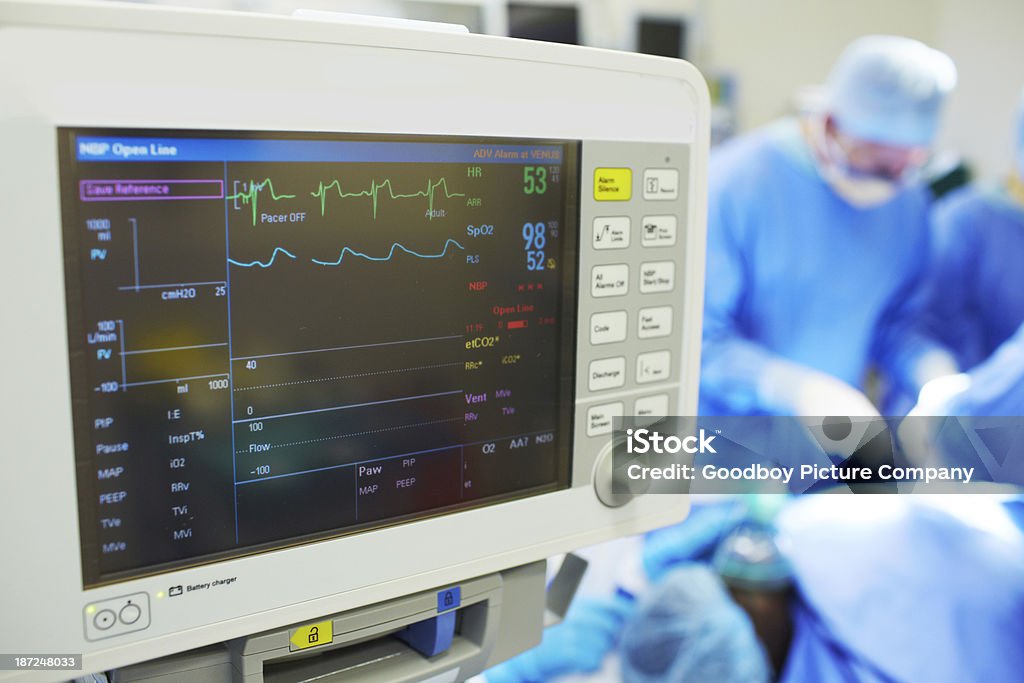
left=484, top=593, right=635, bottom=683
left=620, top=564, right=771, bottom=683
left=642, top=503, right=747, bottom=582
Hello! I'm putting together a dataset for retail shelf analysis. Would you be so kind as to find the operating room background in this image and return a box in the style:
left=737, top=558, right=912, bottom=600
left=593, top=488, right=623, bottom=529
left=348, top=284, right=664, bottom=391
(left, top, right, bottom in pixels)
left=118, top=0, right=1023, bottom=181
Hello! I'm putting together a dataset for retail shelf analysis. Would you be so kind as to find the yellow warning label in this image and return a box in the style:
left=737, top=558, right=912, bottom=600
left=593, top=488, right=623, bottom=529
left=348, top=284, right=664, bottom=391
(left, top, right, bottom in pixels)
left=593, top=168, right=632, bottom=201
left=289, top=620, right=333, bottom=651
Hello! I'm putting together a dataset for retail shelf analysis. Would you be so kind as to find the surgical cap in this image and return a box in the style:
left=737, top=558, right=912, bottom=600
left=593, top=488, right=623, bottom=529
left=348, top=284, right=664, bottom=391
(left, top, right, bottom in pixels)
left=619, top=564, right=771, bottom=683
left=825, top=35, right=956, bottom=147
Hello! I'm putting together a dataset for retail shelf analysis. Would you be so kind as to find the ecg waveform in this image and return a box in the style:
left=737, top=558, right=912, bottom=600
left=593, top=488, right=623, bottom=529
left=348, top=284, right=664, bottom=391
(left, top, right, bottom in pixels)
left=311, top=178, right=465, bottom=221
left=228, top=179, right=296, bottom=226
left=227, top=177, right=466, bottom=225
left=229, top=239, right=466, bottom=269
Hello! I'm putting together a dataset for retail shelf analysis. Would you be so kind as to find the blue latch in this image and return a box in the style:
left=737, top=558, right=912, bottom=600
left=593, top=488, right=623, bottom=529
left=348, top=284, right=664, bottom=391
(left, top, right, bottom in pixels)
left=395, top=611, right=457, bottom=657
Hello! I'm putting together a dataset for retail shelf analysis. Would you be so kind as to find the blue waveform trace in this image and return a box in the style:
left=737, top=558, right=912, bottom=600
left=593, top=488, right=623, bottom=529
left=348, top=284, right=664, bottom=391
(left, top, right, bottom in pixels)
left=312, top=238, right=465, bottom=266
left=229, top=239, right=464, bottom=269
left=228, top=247, right=297, bottom=268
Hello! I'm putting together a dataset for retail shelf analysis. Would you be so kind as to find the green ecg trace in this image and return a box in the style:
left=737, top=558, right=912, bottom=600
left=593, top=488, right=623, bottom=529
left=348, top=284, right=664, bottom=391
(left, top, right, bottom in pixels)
left=310, top=178, right=465, bottom=220
left=227, top=177, right=466, bottom=225
left=226, top=178, right=296, bottom=226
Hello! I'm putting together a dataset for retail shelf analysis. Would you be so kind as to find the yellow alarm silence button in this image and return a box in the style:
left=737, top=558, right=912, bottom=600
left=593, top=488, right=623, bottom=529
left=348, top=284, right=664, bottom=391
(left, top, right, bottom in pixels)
left=594, top=168, right=632, bottom=201
left=290, top=620, right=334, bottom=651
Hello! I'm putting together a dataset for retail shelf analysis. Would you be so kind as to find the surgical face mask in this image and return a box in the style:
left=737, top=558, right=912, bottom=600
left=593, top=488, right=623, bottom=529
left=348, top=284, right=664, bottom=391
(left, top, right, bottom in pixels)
left=818, top=160, right=900, bottom=208
left=806, top=117, right=904, bottom=209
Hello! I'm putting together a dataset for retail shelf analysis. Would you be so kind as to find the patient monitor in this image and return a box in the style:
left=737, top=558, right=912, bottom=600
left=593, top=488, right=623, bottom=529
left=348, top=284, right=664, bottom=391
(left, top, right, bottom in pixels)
left=0, top=1, right=709, bottom=680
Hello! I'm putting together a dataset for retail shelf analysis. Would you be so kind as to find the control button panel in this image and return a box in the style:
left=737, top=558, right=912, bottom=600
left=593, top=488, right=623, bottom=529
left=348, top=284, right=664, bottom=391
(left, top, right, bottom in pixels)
left=593, top=216, right=630, bottom=250
left=642, top=168, right=679, bottom=201
left=592, top=264, right=629, bottom=298
left=641, top=215, right=677, bottom=247
left=637, top=306, right=672, bottom=339
left=589, top=357, right=626, bottom=391
left=636, top=351, right=671, bottom=384
left=594, top=168, right=632, bottom=201
left=639, top=261, right=675, bottom=294
left=578, top=142, right=689, bottom=448
left=83, top=592, right=150, bottom=641
left=587, top=402, right=624, bottom=437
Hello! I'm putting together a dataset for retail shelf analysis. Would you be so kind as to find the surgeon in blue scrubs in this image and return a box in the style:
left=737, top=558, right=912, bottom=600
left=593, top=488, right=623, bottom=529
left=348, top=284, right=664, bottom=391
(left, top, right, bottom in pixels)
left=898, top=88, right=1024, bottom=422
left=701, top=35, right=958, bottom=417
left=913, top=88, right=1024, bottom=375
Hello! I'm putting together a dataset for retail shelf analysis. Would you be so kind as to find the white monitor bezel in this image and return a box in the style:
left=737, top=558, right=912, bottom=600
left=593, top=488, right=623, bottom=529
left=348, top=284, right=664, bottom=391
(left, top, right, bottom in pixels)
left=0, top=1, right=708, bottom=674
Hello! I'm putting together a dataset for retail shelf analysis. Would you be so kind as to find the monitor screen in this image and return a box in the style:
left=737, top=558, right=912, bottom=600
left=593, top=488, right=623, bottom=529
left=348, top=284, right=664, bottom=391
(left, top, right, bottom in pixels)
left=637, top=17, right=687, bottom=59
left=58, top=130, right=580, bottom=587
left=507, top=3, right=580, bottom=45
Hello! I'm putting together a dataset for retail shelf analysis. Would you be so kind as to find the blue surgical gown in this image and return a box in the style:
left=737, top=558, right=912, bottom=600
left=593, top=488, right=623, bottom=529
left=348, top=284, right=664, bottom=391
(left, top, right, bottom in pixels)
left=918, top=184, right=1024, bottom=370
left=701, top=120, right=935, bottom=415
left=777, top=495, right=1024, bottom=683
